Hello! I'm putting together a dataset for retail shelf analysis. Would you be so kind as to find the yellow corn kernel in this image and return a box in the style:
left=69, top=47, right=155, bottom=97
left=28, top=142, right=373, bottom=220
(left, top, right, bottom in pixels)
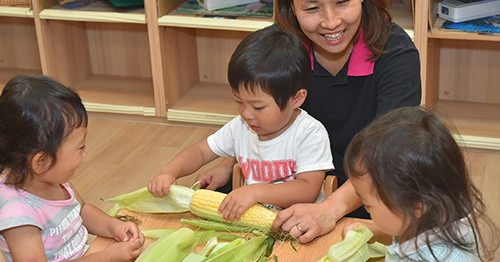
left=189, top=189, right=277, bottom=231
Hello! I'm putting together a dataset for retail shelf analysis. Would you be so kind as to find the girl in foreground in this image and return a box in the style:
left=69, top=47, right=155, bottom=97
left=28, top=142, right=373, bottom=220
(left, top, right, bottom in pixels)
left=344, top=107, right=499, bottom=261
left=0, top=75, right=144, bottom=261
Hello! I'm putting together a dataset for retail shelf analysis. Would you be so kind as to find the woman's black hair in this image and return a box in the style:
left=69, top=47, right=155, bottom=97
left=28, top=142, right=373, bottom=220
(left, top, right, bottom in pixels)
left=0, top=75, right=88, bottom=187
left=228, top=24, right=310, bottom=111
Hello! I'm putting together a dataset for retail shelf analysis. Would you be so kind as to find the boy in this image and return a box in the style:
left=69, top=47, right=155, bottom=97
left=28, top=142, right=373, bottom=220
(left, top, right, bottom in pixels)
left=148, top=25, right=333, bottom=223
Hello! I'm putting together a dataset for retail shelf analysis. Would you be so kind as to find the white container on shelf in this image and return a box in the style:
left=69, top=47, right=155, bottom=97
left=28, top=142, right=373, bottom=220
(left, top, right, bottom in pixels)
left=437, top=0, right=500, bottom=23
left=197, top=0, right=259, bottom=11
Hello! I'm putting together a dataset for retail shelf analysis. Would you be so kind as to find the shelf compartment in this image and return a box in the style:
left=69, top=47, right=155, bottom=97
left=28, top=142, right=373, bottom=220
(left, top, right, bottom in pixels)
left=0, top=16, right=42, bottom=89
left=158, top=0, right=272, bottom=31
left=38, top=0, right=145, bottom=24
left=424, top=37, right=500, bottom=150
left=158, top=15, right=272, bottom=32
left=433, top=100, right=500, bottom=150
left=160, top=25, right=249, bottom=124
left=38, top=19, right=155, bottom=116
left=167, top=82, right=237, bottom=125
left=389, top=0, right=415, bottom=40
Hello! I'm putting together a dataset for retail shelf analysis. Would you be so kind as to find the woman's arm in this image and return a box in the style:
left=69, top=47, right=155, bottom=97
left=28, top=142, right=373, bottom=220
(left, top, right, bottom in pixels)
left=272, top=179, right=363, bottom=243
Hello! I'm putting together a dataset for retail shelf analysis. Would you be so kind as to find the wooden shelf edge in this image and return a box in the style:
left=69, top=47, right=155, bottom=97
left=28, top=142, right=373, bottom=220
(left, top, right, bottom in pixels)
left=84, top=102, right=156, bottom=116
left=167, top=109, right=236, bottom=125
left=454, top=134, right=500, bottom=151
left=158, top=15, right=272, bottom=32
left=0, top=6, right=32, bottom=17
left=39, top=9, right=146, bottom=24
left=429, top=18, right=500, bottom=42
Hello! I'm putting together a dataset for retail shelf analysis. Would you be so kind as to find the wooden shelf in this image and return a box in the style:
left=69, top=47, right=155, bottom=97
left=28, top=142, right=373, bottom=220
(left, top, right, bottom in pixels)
left=0, top=68, right=42, bottom=88
left=0, top=6, right=33, bottom=18
left=433, top=100, right=500, bottom=150
left=429, top=17, right=500, bottom=42
left=158, top=14, right=272, bottom=32
left=39, top=1, right=145, bottom=24
left=418, top=1, right=500, bottom=150
left=167, top=82, right=237, bottom=125
left=389, top=0, right=414, bottom=40
left=0, top=15, right=41, bottom=88
left=74, top=74, right=155, bottom=116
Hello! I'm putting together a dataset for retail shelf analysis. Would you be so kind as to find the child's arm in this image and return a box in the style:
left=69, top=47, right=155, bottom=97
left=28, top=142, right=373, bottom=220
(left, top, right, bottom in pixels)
left=73, top=185, right=142, bottom=241
left=219, top=170, right=325, bottom=222
left=148, top=140, right=219, bottom=196
left=342, top=221, right=393, bottom=245
left=2, top=226, right=47, bottom=261
left=196, top=157, right=236, bottom=190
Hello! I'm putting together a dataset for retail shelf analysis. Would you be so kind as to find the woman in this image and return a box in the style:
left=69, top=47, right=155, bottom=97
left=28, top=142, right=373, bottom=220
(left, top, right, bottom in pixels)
left=198, top=0, right=421, bottom=244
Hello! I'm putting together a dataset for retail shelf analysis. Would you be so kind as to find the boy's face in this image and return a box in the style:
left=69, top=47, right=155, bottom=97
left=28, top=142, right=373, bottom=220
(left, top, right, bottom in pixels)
left=350, top=170, right=408, bottom=239
left=234, top=85, right=301, bottom=141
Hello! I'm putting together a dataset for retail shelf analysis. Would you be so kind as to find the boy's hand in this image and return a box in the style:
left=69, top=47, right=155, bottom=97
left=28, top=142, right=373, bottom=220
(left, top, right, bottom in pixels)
left=218, top=186, right=258, bottom=222
left=197, top=169, right=231, bottom=190
left=148, top=174, right=176, bottom=196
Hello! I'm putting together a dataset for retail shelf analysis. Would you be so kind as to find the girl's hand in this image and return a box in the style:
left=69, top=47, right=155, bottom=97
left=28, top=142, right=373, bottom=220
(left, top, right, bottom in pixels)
left=102, top=240, right=143, bottom=262
left=342, top=221, right=392, bottom=244
left=111, top=220, right=145, bottom=244
left=218, top=187, right=258, bottom=222
left=342, top=221, right=372, bottom=239
left=148, top=174, right=176, bottom=196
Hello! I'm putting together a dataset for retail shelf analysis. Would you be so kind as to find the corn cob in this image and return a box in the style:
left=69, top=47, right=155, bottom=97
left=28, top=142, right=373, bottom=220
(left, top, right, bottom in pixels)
left=190, top=189, right=277, bottom=231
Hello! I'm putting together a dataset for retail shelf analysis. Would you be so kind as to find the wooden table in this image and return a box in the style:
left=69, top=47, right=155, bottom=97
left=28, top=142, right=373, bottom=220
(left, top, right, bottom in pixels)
left=86, top=210, right=367, bottom=261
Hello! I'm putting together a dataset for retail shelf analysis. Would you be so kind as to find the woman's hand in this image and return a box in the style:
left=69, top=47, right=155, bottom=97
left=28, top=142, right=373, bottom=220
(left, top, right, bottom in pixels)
left=272, top=200, right=340, bottom=243
left=148, top=174, right=176, bottom=196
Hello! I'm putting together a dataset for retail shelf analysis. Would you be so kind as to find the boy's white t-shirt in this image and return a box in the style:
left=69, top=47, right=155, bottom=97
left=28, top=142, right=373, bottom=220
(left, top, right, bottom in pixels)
left=207, top=109, right=333, bottom=200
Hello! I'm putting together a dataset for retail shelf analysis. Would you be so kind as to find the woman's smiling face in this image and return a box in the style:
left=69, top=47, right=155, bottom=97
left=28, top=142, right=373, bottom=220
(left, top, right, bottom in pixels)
left=292, top=0, right=363, bottom=57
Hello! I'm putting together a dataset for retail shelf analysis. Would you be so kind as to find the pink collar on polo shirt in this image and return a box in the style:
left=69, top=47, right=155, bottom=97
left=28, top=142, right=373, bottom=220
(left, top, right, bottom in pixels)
left=305, top=29, right=374, bottom=76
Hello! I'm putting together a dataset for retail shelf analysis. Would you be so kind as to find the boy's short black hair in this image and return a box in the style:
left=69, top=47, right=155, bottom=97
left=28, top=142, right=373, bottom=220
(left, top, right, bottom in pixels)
left=228, top=24, right=310, bottom=110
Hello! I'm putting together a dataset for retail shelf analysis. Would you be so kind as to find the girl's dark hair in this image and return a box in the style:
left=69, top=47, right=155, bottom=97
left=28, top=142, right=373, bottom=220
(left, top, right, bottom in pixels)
left=228, top=24, right=310, bottom=110
left=0, top=75, right=88, bottom=187
left=345, top=106, right=499, bottom=261
left=275, top=0, right=393, bottom=61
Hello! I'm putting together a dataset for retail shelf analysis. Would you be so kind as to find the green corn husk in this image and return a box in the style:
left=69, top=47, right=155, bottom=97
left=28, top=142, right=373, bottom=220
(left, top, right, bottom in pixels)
left=136, top=227, right=196, bottom=262
left=181, top=218, right=255, bottom=233
left=142, top=228, right=177, bottom=239
left=203, top=236, right=268, bottom=262
left=104, top=186, right=193, bottom=216
left=317, top=226, right=387, bottom=262
left=143, top=228, right=241, bottom=242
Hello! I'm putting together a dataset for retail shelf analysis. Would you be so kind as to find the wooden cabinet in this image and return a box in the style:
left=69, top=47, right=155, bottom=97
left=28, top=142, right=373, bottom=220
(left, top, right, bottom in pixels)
left=0, top=7, right=41, bottom=87
left=415, top=1, right=500, bottom=150
left=1, top=0, right=498, bottom=150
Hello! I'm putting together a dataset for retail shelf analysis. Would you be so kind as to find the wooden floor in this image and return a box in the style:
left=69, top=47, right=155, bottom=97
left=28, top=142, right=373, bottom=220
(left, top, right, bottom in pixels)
left=2, top=113, right=499, bottom=260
